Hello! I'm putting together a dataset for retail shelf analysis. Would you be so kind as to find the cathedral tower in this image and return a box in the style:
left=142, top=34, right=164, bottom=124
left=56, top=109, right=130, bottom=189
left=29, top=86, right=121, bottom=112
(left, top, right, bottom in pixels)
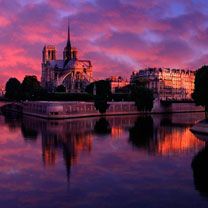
left=42, top=45, right=56, bottom=64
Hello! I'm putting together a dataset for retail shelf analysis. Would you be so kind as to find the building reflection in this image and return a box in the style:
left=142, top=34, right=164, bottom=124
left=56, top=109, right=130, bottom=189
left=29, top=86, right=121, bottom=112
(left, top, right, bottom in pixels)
left=1, top=112, right=205, bottom=181
left=21, top=117, right=94, bottom=181
left=129, top=114, right=204, bottom=155
left=111, top=126, right=124, bottom=139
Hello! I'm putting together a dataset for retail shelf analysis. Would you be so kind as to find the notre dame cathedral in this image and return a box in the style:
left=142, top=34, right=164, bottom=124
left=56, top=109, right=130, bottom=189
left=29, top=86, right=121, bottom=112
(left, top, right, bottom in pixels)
left=41, top=24, right=93, bottom=93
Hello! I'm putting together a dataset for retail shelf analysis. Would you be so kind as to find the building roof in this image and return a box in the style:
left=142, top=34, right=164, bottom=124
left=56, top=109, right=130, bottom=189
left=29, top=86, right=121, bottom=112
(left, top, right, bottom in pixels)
left=48, top=59, right=91, bottom=70
left=48, top=60, right=64, bottom=69
left=64, top=59, right=92, bottom=69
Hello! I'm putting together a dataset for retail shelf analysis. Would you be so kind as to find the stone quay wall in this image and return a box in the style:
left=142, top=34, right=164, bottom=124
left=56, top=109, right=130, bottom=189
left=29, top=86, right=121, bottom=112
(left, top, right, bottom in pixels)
left=21, top=100, right=204, bottom=119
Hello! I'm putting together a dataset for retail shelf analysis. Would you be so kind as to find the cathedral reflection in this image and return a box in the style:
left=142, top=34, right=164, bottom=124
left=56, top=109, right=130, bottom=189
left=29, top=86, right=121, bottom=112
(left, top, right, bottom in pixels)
left=22, top=117, right=94, bottom=181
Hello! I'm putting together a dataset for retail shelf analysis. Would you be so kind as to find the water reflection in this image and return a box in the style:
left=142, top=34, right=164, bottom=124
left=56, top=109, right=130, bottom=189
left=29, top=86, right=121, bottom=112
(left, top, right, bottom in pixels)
left=129, top=115, right=204, bottom=155
left=192, top=144, right=208, bottom=197
left=3, top=111, right=22, bottom=132
left=94, top=117, right=111, bottom=135
left=191, top=131, right=208, bottom=198
left=21, top=117, right=94, bottom=181
left=129, top=116, right=154, bottom=150
left=1, top=111, right=205, bottom=183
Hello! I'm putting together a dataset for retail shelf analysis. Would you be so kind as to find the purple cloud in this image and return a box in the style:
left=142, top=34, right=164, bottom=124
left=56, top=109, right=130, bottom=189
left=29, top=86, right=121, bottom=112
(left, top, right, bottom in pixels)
left=1, top=0, right=208, bottom=86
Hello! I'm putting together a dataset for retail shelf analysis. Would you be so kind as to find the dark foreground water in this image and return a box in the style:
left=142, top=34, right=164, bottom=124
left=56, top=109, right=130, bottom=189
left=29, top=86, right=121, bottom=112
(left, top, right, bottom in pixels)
left=0, top=105, right=208, bottom=207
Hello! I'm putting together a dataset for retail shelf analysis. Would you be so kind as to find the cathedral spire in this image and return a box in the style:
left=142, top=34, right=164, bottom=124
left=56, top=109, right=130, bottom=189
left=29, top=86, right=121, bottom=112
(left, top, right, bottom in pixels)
left=67, top=17, right=71, bottom=47
left=63, top=18, right=72, bottom=63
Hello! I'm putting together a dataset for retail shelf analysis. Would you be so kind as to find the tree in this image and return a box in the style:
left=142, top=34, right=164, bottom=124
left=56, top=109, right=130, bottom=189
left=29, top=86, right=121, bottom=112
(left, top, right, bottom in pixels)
left=94, top=100, right=110, bottom=114
left=86, top=80, right=111, bottom=98
left=85, top=82, right=94, bottom=95
left=131, top=85, right=154, bottom=112
left=86, top=80, right=111, bottom=114
left=192, top=65, right=208, bottom=118
left=131, top=77, right=149, bottom=87
left=55, top=85, right=66, bottom=93
left=5, top=78, right=21, bottom=100
left=20, top=76, right=42, bottom=100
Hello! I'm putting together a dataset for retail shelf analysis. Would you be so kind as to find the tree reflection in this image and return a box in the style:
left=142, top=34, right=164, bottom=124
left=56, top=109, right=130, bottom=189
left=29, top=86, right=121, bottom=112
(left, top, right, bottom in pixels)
left=192, top=143, right=208, bottom=197
left=21, top=123, right=38, bottom=140
left=1, top=111, right=204, bottom=183
left=94, top=117, right=111, bottom=135
left=2, top=111, right=22, bottom=131
left=129, top=116, right=154, bottom=150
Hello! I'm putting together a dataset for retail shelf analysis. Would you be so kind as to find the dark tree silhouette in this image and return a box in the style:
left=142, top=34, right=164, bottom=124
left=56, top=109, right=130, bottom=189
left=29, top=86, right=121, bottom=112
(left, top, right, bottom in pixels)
left=94, top=100, right=110, bottom=114
left=20, top=75, right=43, bottom=100
left=5, top=78, right=21, bottom=100
left=131, top=76, right=149, bottom=87
left=192, top=65, right=208, bottom=118
left=85, top=80, right=111, bottom=98
left=131, top=85, right=154, bottom=112
left=86, top=80, right=111, bottom=114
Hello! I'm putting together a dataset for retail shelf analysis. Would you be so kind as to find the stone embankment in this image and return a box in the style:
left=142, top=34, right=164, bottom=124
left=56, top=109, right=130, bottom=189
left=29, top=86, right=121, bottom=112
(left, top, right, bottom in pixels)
left=1, top=99, right=204, bottom=119
left=190, top=120, right=208, bottom=135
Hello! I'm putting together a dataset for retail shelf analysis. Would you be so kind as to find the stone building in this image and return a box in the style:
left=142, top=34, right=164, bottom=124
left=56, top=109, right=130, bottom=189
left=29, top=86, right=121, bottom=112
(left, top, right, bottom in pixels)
left=131, top=68, right=195, bottom=100
left=41, top=25, right=93, bottom=93
left=106, top=76, right=129, bottom=93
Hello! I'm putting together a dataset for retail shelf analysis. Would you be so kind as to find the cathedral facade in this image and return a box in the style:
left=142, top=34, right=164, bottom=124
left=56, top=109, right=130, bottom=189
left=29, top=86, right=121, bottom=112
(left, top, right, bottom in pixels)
left=41, top=25, right=93, bottom=93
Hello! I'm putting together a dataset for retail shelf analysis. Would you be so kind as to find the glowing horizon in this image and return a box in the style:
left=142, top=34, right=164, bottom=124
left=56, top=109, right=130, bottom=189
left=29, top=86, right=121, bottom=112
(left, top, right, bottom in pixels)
left=1, top=0, right=208, bottom=86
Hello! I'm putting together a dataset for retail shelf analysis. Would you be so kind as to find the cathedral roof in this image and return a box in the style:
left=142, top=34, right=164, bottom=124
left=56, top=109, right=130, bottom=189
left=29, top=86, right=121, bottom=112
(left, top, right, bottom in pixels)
left=47, top=59, right=91, bottom=70
left=64, top=59, right=91, bottom=69
left=49, top=60, right=64, bottom=69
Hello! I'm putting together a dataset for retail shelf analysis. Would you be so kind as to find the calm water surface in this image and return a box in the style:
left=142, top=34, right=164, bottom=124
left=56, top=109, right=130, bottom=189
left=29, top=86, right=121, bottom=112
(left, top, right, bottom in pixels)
left=0, top=103, right=208, bottom=207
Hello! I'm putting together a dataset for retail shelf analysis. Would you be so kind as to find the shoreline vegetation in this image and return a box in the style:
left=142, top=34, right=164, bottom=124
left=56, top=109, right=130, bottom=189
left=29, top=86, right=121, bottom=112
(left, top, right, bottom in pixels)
left=1, top=74, right=203, bottom=119
left=4, top=75, right=155, bottom=114
left=4, top=64, right=208, bottom=119
left=188, top=65, right=208, bottom=136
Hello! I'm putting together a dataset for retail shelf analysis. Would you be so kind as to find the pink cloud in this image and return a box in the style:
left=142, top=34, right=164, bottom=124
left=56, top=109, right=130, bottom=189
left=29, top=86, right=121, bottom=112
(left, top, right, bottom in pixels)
left=1, top=0, right=208, bottom=86
left=0, top=16, right=10, bottom=27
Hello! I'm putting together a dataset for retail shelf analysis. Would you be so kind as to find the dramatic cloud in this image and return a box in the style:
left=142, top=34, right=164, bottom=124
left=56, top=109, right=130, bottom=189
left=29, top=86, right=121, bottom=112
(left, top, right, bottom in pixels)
left=1, top=0, right=208, bottom=85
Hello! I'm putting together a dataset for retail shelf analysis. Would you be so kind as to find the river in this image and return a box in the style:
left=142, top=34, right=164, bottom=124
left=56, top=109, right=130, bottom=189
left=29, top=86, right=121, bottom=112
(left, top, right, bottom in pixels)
left=0, top=104, right=207, bottom=207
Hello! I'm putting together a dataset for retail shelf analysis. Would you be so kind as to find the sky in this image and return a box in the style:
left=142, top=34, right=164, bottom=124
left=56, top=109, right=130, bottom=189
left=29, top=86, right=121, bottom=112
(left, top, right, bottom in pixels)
left=1, top=0, right=208, bottom=86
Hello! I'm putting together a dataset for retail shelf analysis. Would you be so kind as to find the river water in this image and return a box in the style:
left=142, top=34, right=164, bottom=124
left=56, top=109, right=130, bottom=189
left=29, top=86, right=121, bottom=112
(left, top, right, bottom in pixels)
left=0, top=103, right=207, bottom=208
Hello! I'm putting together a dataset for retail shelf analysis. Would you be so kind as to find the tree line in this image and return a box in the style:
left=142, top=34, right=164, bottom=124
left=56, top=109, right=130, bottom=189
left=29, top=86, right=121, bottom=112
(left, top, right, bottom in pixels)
left=5, top=76, right=43, bottom=101
left=192, top=65, right=208, bottom=119
left=5, top=76, right=155, bottom=114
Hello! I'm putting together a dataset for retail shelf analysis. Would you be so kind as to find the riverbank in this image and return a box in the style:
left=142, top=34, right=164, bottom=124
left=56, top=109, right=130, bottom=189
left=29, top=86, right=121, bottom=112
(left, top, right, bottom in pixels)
left=1, top=100, right=204, bottom=119
left=190, top=119, right=208, bottom=135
